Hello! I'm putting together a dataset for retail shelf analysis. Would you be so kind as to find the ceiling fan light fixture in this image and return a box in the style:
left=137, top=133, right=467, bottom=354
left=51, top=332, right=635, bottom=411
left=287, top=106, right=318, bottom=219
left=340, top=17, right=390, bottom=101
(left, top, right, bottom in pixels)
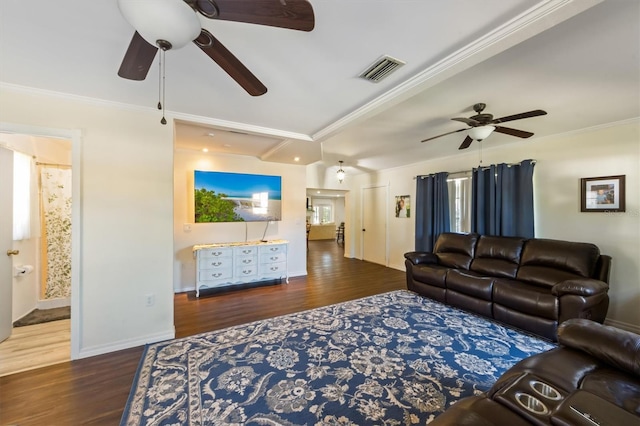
left=118, top=0, right=201, bottom=49
left=468, top=125, right=496, bottom=141
left=336, top=161, right=346, bottom=184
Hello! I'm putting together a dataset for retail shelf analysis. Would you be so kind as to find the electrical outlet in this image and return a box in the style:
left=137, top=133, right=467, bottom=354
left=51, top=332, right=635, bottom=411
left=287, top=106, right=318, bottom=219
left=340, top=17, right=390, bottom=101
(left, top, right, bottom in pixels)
left=145, top=293, right=155, bottom=307
left=183, top=223, right=192, bottom=232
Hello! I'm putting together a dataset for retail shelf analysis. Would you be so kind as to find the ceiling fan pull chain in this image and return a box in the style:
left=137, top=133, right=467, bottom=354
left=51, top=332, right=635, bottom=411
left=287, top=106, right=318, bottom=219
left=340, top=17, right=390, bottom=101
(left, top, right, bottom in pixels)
left=159, top=48, right=167, bottom=125
left=157, top=48, right=163, bottom=111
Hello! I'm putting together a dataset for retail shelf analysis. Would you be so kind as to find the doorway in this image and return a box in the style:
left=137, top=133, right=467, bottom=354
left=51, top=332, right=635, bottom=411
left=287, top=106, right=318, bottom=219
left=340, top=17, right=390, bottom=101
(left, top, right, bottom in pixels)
left=0, top=124, right=79, bottom=375
left=362, top=185, right=387, bottom=266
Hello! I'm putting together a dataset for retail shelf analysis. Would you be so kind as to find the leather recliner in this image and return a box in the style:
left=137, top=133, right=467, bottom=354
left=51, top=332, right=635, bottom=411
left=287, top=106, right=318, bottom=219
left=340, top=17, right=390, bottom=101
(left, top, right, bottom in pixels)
left=430, top=319, right=640, bottom=425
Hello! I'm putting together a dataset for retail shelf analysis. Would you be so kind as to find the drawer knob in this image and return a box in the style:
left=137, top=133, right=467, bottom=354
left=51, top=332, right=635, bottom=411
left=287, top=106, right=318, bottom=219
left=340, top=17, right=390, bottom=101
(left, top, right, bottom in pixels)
left=212, top=262, right=222, bottom=266
left=243, top=259, right=251, bottom=264
left=213, top=273, right=222, bottom=277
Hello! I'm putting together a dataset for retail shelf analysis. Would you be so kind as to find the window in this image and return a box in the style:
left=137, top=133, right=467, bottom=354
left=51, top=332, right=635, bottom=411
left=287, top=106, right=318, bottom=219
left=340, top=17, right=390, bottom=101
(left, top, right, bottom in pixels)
left=13, top=151, right=32, bottom=241
left=447, top=176, right=471, bottom=233
left=312, top=205, right=333, bottom=224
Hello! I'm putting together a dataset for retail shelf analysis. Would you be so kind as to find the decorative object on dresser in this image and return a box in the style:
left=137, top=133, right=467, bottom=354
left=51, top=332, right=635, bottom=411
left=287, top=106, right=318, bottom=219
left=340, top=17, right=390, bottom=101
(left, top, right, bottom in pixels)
left=193, top=240, right=288, bottom=297
left=405, top=232, right=611, bottom=341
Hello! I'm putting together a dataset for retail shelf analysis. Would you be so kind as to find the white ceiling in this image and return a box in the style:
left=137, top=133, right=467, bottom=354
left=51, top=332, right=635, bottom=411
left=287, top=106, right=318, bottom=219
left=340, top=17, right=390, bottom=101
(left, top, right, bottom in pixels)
left=1, top=0, right=638, bottom=175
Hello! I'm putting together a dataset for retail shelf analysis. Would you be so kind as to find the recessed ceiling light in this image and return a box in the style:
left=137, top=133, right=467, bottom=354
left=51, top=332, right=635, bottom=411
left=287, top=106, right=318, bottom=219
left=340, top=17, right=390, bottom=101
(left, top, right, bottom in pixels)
left=202, top=148, right=209, bottom=153
left=317, top=191, right=321, bottom=194
left=207, top=132, right=215, bottom=137
left=294, top=157, right=300, bottom=162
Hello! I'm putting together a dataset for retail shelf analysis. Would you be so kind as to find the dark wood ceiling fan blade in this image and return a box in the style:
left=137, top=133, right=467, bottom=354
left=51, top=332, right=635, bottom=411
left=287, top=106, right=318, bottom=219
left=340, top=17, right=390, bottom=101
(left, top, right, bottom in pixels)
left=205, top=0, right=314, bottom=31
left=194, top=30, right=267, bottom=96
left=458, top=135, right=473, bottom=150
left=452, top=117, right=480, bottom=126
left=118, top=32, right=158, bottom=81
left=421, top=128, right=467, bottom=143
left=492, top=109, right=547, bottom=124
left=494, top=126, right=534, bottom=138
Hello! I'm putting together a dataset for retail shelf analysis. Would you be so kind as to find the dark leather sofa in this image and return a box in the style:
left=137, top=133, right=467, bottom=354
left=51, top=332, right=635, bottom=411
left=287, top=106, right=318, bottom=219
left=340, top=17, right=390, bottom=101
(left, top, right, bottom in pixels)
left=404, top=233, right=611, bottom=341
left=430, top=319, right=640, bottom=425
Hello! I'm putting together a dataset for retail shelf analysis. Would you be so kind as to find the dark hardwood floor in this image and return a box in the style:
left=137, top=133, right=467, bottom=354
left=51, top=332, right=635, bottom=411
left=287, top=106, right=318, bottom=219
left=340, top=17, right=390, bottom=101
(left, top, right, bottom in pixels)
left=0, top=240, right=406, bottom=425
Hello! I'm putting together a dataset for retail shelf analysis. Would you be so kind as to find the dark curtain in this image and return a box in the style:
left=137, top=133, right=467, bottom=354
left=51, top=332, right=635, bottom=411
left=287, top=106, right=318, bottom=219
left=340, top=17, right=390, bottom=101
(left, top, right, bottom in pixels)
left=471, top=159, right=535, bottom=238
left=415, top=172, right=450, bottom=251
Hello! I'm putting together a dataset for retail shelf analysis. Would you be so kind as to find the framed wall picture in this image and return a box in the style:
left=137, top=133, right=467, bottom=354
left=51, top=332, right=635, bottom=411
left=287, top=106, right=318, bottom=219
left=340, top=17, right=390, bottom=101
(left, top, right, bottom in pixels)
left=395, top=195, right=410, bottom=218
left=580, top=175, right=625, bottom=212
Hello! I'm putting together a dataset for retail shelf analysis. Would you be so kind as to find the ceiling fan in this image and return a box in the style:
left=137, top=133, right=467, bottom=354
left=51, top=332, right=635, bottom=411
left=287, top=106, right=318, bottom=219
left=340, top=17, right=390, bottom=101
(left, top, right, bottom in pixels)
left=421, top=103, right=547, bottom=150
left=117, top=0, right=315, bottom=96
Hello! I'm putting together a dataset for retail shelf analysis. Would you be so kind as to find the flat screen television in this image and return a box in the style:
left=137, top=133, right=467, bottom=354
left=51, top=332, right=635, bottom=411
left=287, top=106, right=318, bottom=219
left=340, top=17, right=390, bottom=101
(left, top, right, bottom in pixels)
left=194, top=170, right=282, bottom=222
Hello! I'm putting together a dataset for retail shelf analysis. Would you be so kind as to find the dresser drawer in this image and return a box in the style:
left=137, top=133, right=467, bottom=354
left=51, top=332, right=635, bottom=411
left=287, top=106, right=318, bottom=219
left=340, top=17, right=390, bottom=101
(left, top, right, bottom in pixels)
left=235, top=265, right=258, bottom=278
left=259, top=244, right=287, bottom=255
left=198, top=268, right=232, bottom=281
left=198, top=257, right=233, bottom=270
left=234, top=246, right=258, bottom=256
left=260, top=261, right=286, bottom=275
left=236, top=255, right=257, bottom=266
left=261, top=252, right=286, bottom=264
left=198, top=247, right=232, bottom=259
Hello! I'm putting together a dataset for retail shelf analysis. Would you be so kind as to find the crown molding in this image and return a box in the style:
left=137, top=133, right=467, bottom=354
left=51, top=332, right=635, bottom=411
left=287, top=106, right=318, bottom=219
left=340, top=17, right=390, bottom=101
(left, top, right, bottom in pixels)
left=0, top=82, right=313, bottom=143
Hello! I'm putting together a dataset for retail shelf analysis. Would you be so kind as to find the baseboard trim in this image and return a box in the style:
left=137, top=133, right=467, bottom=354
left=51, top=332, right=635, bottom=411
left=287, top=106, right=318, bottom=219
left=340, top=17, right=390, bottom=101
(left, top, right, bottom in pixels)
left=604, top=318, right=640, bottom=334
left=37, top=297, right=71, bottom=310
left=77, top=329, right=175, bottom=359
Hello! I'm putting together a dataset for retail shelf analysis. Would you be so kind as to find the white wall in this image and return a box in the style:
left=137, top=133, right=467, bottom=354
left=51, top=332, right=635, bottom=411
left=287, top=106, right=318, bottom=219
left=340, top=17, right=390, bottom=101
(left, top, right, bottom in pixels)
left=319, top=120, right=639, bottom=330
left=173, top=150, right=308, bottom=292
left=1, top=87, right=175, bottom=357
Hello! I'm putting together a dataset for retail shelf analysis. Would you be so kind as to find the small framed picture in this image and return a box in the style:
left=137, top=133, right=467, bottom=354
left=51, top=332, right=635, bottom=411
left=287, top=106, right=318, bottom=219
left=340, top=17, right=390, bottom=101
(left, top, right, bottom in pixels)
left=580, top=175, right=625, bottom=212
left=395, top=195, right=410, bottom=218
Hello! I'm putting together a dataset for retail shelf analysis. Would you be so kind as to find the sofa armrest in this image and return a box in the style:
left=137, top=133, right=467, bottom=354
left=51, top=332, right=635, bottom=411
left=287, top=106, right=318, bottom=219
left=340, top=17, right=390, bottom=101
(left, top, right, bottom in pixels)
left=552, top=278, right=608, bottom=297
left=558, top=319, right=640, bottom=377
left=404, top=251, right=438, bottom=265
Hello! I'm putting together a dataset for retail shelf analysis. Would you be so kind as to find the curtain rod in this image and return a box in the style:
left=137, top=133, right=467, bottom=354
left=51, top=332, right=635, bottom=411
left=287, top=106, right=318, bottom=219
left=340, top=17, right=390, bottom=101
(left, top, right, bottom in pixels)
left=414, top=159, right=536, bottom=179
left=36, top=161, right=71, bottom=168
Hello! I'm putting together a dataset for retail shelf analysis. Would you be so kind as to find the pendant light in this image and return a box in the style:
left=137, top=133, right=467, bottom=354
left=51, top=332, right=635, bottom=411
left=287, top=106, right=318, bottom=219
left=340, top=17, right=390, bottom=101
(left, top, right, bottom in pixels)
left=336, top=161, right=346, bottom=184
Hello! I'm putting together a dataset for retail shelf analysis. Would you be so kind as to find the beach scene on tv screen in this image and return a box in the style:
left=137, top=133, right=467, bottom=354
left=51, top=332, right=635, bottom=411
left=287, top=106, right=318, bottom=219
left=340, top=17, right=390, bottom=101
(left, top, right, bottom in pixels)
left=194, top=170, right=282, bottom=222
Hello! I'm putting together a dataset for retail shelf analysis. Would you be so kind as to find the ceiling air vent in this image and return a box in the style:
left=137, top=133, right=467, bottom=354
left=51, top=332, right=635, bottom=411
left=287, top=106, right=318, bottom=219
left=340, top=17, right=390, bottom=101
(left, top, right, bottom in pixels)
left=358, top=55, right=406, bottom=83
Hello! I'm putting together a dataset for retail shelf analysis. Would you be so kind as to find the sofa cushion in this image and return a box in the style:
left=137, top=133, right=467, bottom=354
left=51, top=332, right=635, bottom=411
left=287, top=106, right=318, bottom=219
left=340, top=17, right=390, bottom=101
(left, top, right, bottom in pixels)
left=447, top=270, right=494, bottom=300
left=493, top=305, right=558, bottom=341
left=517, top=239, right=600, bottom=286
left=493, top=279, right=558, bottom=320
left=434, top=232, right=479, bottom=270
left=516, top=265, right=584, bottom=288
left=470, top=235, right=525, bottom=278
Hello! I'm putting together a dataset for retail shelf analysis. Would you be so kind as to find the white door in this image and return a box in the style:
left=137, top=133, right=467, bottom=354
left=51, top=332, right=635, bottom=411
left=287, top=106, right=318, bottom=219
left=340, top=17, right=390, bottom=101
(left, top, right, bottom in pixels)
left=1, top=147, right=14, bottom=342
left=362, top=186, right=386, bottom=266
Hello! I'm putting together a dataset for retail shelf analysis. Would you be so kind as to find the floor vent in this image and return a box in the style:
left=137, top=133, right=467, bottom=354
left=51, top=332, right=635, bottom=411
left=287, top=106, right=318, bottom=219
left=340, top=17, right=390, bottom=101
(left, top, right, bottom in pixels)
left=358, top=55, right=406, bottom=83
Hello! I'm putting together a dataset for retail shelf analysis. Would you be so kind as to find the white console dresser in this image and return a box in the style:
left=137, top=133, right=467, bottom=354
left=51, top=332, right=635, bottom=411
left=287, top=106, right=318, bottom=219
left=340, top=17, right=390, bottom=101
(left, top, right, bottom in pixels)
left=193, top=240, right=288, bottom=297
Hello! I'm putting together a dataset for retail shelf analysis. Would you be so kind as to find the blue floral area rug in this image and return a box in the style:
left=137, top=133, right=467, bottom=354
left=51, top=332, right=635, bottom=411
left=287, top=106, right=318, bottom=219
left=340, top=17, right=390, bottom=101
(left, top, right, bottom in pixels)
left=121, top=290, right=554, bottom=425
